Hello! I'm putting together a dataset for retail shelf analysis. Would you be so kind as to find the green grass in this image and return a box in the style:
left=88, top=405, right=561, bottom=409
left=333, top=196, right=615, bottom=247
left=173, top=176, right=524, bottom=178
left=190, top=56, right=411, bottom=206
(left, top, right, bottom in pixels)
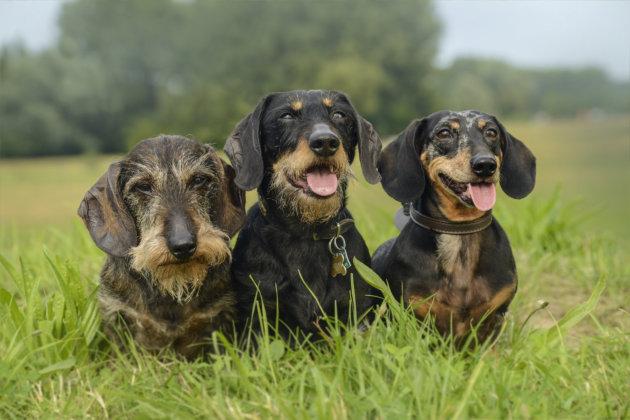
left=1, top=116, right=629, bottom=418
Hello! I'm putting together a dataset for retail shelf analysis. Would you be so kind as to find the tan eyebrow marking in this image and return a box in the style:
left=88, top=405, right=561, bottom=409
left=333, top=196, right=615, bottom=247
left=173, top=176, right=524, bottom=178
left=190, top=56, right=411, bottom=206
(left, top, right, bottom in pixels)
left=323, top=97, right=333, bottom=107
left=477, top=119, right=487, bottom=129
left=290, top=101, right=303, bottom=111
left=449, top=120, right=460, bottom=130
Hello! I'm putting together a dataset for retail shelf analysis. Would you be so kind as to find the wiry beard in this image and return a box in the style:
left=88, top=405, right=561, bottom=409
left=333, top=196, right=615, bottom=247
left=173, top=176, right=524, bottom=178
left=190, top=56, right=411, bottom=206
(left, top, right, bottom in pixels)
left=269, top=143, right=351, bottom=224
left=130, top=221, right=231, bottom=303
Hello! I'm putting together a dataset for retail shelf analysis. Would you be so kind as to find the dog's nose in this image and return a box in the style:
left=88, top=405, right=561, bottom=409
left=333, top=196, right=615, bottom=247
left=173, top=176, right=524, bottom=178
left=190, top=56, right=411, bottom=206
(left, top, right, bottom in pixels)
left=470, top=155, right=497, bottom=177
left=168, top=235, right=197, bottom=261
left=166, top=213, right=197, bottom=261
left=309, top=124, right=340, bottom=157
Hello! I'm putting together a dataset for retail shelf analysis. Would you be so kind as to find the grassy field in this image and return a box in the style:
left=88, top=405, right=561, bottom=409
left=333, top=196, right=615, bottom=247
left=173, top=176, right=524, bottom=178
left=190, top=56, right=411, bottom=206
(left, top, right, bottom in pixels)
left=0, top=116, right=628, bottom=418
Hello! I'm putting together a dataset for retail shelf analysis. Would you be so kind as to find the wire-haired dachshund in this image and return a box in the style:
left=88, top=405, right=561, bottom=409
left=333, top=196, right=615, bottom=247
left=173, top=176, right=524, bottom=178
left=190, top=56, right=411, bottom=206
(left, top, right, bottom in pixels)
left=372, top=110, right=536, bottom=345
left=224, top=90, right=382, bottom=340
left=79, top=135, right=245, bottom=358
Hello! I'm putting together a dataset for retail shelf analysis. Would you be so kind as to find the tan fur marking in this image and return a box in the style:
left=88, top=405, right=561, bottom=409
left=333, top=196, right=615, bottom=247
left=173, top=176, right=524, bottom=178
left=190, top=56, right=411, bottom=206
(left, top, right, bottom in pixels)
left=420, top=150, right=499, bottom=222
left=410, top=295, right=449, bottom=319
left=291, top=100, right=303, bottom=111
left=323, top=97, right=333, bottom=107
left=409, top=280, right=514, bottom=338
left=409, top=232, right=516, bottom=338
left=450, top=120, right=460, bottom=130
left=469, top=284, right=516, bottom=320
left=271, top=139, right=351, bottom=224
left=477, top=119, right=487, bottom=130
left=437, top=234, right=482, bottom=281
left=436, top=234, right=462, bottom=275
left=130, top=217, right=231, bottom=303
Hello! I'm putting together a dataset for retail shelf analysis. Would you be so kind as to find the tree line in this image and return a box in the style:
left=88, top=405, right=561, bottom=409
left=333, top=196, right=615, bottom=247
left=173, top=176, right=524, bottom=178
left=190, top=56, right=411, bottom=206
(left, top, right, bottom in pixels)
left=1, top=0, right=627, bottom=157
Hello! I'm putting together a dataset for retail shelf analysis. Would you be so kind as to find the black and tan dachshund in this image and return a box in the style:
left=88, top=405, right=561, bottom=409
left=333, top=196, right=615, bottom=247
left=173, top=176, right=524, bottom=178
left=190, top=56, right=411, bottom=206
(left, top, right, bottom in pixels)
left=79, top=136, right=245, bottom=358
left=372, top=110, right=536, bottom=345
left=224, top=90, right=382, bottom=340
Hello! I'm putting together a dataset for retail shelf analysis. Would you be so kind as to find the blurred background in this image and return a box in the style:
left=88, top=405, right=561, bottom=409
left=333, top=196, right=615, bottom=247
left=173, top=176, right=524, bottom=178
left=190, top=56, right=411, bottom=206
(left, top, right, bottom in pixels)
left=0, top=0, right=628, bottom=248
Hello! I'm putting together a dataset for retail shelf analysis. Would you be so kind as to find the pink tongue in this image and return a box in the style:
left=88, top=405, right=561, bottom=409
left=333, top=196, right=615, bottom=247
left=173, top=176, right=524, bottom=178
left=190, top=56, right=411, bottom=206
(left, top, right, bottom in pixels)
left=467, top=183, right=496, bottom=211
left=306, top=169, right=338, bottom=196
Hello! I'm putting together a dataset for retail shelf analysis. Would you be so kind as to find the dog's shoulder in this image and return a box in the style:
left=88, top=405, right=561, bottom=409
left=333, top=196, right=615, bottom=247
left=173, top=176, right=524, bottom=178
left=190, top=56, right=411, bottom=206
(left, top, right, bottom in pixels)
left=372, top=238, right=396, bottom=275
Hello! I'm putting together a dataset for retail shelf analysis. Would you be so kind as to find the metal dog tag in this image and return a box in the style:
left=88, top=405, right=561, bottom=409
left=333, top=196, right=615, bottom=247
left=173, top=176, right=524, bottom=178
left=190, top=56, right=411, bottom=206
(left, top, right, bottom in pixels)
left=330, top=253, right=347, bottom=277
left=329, top=234, right=352, bottom=278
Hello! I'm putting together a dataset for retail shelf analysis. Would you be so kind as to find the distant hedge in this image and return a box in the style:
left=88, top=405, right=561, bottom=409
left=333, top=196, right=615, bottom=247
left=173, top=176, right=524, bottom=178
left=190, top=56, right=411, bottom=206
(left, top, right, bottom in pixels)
left=0, top=0, right=627, bottom=157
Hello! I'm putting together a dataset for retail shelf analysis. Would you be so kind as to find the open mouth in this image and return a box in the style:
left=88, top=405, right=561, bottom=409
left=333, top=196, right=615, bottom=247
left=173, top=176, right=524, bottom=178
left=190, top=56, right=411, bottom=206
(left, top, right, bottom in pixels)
left=288, top=164, right=340, bottom=198
left=438, top=173, right=496, bottom=211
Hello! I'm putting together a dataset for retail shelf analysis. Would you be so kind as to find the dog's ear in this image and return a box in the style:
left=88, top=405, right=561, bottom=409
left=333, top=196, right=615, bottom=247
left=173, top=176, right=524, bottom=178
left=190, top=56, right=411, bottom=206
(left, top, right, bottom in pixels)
left=224, top=95, right=272, bottom=191
left=78, top=162, right=137, bottom=257
left=336, top=93, right=382, bottom=184
left=217, top=158, right=246, bottom=237
left=357, top=117, right=383, bottom=184
left=378, top=118, right=428, bottom=203
left=495, top=119, right=536, bottom=198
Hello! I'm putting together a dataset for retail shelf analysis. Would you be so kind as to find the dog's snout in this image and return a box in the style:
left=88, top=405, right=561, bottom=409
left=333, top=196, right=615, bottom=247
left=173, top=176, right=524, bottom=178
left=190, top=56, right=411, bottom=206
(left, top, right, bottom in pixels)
left=166, top=212, right=197, bottom=261
left=470, top=155, right=497, bottom=177
left=309, top=124, right=340, bottom=157
left=169, top=235, right=196, bottom=261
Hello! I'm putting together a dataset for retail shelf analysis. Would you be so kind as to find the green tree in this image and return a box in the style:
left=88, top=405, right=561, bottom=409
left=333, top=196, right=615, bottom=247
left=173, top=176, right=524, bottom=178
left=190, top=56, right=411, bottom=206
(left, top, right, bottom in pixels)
left=58, top=0, right=440, bottom=148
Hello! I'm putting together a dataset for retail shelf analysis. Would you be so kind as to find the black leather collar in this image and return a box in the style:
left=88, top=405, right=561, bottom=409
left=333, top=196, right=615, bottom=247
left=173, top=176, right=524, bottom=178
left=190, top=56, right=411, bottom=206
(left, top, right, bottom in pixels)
left=398, top=204, right=493, bottom=235
left=258, top=196, right=354, bottom=240
left=311, top=218, right=355, bottom=240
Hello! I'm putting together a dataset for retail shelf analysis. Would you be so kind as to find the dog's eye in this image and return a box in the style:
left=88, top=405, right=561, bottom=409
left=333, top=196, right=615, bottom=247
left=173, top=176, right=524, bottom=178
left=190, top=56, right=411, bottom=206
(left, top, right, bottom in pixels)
left=132, top=182, right=152, bottom=195
left=485, top=128, right=498, bottom=139
left=190, top=175, right=208, bottom=188
left=279, top=112, right=295, bottom=121
left=436, top=129, right=452, bottom=139
left=331, top=111, right=346, bottom=121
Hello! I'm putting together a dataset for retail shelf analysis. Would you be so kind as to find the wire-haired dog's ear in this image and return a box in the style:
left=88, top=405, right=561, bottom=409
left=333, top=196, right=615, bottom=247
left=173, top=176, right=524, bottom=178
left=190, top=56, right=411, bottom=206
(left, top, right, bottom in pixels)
left=224, top=95, right=271, bottom=191
left=357, top=117, right=383, bottom=184
left=378, top=118, right=428, bottom=203
left=496, top=120, right=536, bottom=198
left=217, top=159, right=246, bottom=237
left=78, top=162, right=137, bottom=257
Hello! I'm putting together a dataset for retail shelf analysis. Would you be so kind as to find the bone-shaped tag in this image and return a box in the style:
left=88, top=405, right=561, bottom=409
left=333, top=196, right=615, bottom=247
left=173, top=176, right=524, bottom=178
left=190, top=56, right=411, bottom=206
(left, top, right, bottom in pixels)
left=330, top=254, right=347, bottom=277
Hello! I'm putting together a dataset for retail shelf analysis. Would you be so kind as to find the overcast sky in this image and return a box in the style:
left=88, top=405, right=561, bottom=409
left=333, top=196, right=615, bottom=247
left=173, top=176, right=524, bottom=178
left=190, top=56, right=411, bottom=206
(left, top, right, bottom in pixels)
left=0, top=0, right=628, bottom=80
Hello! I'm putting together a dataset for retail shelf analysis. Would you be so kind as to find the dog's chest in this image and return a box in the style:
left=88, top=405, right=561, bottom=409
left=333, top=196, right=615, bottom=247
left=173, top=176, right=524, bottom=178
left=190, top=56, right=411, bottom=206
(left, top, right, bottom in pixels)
left=410, top=233, right=514, bottom=337
left=435, top=234, right=490, bottom=307
left=135, top=304, right=222, bottom=351
left=272, top=234, right=364, bottom=303
left=100, top=286, right=234, bottom=356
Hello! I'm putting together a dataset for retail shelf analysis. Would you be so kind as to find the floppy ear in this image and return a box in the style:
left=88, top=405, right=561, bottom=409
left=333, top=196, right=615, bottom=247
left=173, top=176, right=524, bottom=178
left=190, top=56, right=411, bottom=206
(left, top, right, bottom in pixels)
left=496, top=121, right=536, bottom=198
left=217, top=159, right=246, bottom=237
left=357, top=117, right=383, bottom=184
left=378, top=118, right=428, bottom=203
left=77, top=162, right=137, bottom=257
left=224, top=95, right=271, bottom=191
left=336, top=93, right=382, bottom=184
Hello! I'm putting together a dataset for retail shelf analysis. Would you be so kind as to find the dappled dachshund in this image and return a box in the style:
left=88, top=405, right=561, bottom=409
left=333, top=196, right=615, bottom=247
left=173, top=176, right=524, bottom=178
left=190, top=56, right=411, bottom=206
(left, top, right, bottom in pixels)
left=78, top=135, right=245, bottom=358
left=372, top=110, right=536, bottom=345
left=224, top=90, right=382, bottom=340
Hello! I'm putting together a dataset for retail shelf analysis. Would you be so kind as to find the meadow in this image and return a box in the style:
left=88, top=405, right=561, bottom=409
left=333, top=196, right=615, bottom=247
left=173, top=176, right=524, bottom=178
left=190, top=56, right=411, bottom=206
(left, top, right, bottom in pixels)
left=0, top=116, right=628, bottom=418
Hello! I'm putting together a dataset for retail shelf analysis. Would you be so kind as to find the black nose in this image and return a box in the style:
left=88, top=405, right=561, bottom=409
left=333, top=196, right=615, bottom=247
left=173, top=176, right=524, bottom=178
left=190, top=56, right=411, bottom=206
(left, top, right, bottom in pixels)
left=470, top=156, right=497, bottom=177
left=166, top=213, right=197, bottom=261
left=168, top=235, right=197, bottom=261
left=309, top=124, right=340, bottom=157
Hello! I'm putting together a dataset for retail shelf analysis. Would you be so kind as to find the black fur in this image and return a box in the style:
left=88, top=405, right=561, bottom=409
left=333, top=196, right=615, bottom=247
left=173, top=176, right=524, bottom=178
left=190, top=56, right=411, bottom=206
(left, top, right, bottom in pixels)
left=225, top=90, right=382, bottom=340
left=373, top=110, right=536, bottom=344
